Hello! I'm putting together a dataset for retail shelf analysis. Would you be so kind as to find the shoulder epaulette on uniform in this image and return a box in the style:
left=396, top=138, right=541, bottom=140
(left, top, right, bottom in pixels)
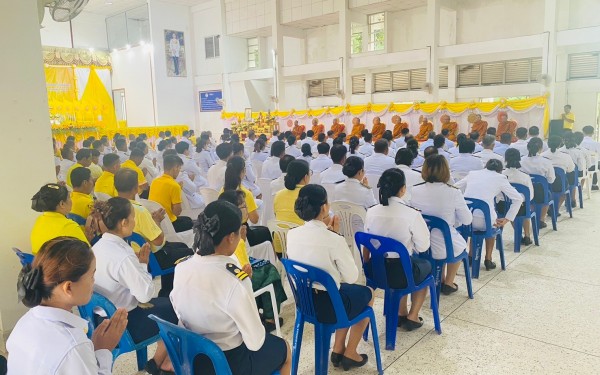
left=446, top=183, right=459, bottom=189
left=543, top=156, right=551, bottom=160
left=413, top=182, right=426, bottom=187
left=400, top=201, right=421, bottom=211
left=226, top=263, right=249, bottom=281
left=335, top=179, right=345, bottom=184
left=411, top=168, right=421, bottom=173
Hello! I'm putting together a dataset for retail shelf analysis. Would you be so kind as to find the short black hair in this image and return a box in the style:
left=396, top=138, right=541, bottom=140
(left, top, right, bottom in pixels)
left=528, top=126, right=540, bottom=136
left=287, top=135, right=296, bottom=146
left=130, top=148, right=145, bottom=159
left=330, top=144, right=347, bottom=164
left=75, top=149, right=92, bottom=162
left=232, top=142, right=245, bottom=155
left=175, top=141, right=190, bottom=154
left=279, top=154, right=295, bottom=173
left=423, top=146, right=438, bottom=159
left=364, top=133, right=373, bottom=143
left=92, top=140, right=103, bottom=149
left=163, top=154, right=184, bottom=170
left=307, top=130, right=314, bottom=137
left=82, top=139, right=92, bottom=148
left=459, top=139, right=476, bottom=154
left=317, top=142, right=330, bottom=155
left=516, top=127, right=528, bottom=139
left=395, top=148, right=415, bottom=166
left=317, top=133, right=326, bottom=142
left=373, top=139, right=388, bottom=153
left=469, top=132, right=479, bottom=141
left=270, top=141, right=286, bottom=157
left=71, top=167, right=91, bottom=188
left=114, top=168, right=138, bottom=192
left=433, top=134, right=446, bottom=148
left=441, top=129, right=449, bottom=136
left=500, top=132, right=512, bottom=144
left=115, top=138, right=127, bottom=149
left=216, top=143, right=233, bottom=160
left=102, top=153, right=120, bottom=168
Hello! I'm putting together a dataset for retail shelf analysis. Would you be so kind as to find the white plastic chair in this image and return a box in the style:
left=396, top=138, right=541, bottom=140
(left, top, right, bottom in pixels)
left=586, top=152, right=598, bottom=199
left=137, top=198, right=194, bottom=248
left=253, top=284, right=281, bottom=336
left=321, top=182, right=337, bottom=201
left=364, top=174, right=381, bottom=203
left=253, top=160, right=263, bottom=179
left=257, top=178, right=274, bottom=226
left=267, top=219, right=299, bottom=258
left=199, top=187, right=220, bottom=205
left=330, top=201, right=367, bottom=272
left=180, top=192, right=203, bottom=221
left=94, top=192, right=112, bottom=202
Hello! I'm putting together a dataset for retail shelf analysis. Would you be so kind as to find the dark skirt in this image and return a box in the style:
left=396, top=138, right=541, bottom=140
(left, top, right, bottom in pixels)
left=364, top=256, right=432, bottom=290
left=496, top=200, right=526, bottom=217
left=312, top=283, right=372, bottom=324
left=126, top=297, right=178, bottom=343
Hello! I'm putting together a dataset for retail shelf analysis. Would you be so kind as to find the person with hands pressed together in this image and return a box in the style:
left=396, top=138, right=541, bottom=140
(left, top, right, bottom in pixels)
left=333, top=156, right=377, bottom=208
left=7, top=237, right=128, bottom=374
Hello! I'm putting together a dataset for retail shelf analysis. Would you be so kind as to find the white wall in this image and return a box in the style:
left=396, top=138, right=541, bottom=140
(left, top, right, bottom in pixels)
left=111, top=46, right=156, bottom=126
left=283, top=36, right=305, bottom=66
left=567, top=0, right=600, bottom=30
left=40, top=9, right=108, bottom=49
left=306, top=24, right=340, bottom=63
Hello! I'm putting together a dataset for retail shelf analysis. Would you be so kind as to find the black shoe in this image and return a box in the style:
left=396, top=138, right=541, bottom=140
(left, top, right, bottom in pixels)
left=262, top=320, right=277, bottom=333
left=484, top=260, right=496, bottom=270
left=441, top=283, right=458, bottom=295
left=556, top=212, right=562, bottom=217
left=592, top=185, right=599, bottom=191
left=403, top=317, right=424, bottom=331
left=159, top=371, right=175, bottom=375
left=521, top=236, right=532, bottom=246
left=145, top=359, right=160, bottom=375
left=571, top=200, right=577, bottom=208
left=539, top=221, right=548, bottom=229
left=331, top=352, right=343, bottom=367
left=341, top=354, right=368, bottom=371
left=397, top=315, right=408, bottom=328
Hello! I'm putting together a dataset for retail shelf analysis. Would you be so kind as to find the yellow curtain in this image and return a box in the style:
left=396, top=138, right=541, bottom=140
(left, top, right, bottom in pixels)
left=80, top=67, right=117, bottom=129
left=45, top=66, right=78, bottom=122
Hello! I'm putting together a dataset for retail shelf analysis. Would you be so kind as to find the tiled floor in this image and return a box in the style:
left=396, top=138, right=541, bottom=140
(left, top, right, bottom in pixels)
left=114, top=194, right=600, bottom=375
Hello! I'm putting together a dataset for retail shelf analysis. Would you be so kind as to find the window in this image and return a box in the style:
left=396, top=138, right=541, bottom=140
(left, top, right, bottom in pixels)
left=568, top=52, right=599, bottom=80
left=247, top=38, right=259, bottom=69
left=457, top=57, right=543, bottom=87
left=367, top=13, right=385, bottom=52
left=352, top=75, right=366, bottom=94
left=351, top=23, right=364, bottom=55
left=307, top=78, right=339, bottom=97
left=373, top=69, right=425, bottom=93
left=204, top=35, right=220, bottom=59
left=439, top=66, right=449, bottom=88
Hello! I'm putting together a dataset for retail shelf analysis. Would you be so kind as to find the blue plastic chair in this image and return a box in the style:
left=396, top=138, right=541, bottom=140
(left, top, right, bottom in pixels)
left=77, top=292, right=159, bottom=371
left=509, top=183, right=540, bottom=252
left=281, top=258, right=383, bottom=375
left=463, top=198, right=505, bottom=279
left=12, top=248, right=34, bottom=266
left=570, top=165, right=584, bottom=209
left=124, top=232, right=174, bottom=278
left=530, top=174, right=557, bottom=231
left=421, top=215, right=474, bottom=302
left=67, top=213, right=86, bottom=225
left=553, top=167, right=573, bottom=218
left=355, top=232, right=441, bottom=350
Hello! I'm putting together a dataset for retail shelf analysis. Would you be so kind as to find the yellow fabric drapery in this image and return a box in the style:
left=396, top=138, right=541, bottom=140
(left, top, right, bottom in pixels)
left=79, top=67, right=118, bottom=130
left=52, top=125, right=189, bottom=144
left=45, top=66, right=78, bottom=123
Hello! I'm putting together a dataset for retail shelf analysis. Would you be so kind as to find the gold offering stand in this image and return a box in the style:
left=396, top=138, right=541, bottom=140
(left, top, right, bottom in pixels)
left=230, top=112, right=279, bottom=141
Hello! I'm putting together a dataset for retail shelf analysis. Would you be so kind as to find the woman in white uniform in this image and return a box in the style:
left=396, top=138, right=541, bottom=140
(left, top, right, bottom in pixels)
left=520, top=137, right=555, bottom=227
left=300, top=143, right=314, bottom=163
left=171, top=200, right=291, bottom=375
left=542, top=135, right=575, bottom=211
left=394, top=148, right=425, bottom=201
left=365, top=168, right=432, bottom=330
left=194, top=137, right=215, bottom=176
left=347, top=136, right=364, bottom=159
left=333, top=156, right=378, bottom=209
left=410, top=155, right=473, bottom=295
left=562, top=132, right=587, bottom=207
left=7, top=237, right=128, bottom=374
left=286, top=185, right=373, bottom=371
left=502, top=148, right=535, bottom=245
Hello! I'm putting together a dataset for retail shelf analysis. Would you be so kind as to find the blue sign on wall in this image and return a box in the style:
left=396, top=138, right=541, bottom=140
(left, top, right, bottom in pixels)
left=199, top=90, right=223, bottom=112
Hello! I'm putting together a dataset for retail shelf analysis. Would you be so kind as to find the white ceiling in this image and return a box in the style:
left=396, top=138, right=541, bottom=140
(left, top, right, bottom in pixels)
left=350, top=0, right=427, bottom=14
left=284, top=12, right=339, bottom=29
left=83, top=0, right=212, bottom=16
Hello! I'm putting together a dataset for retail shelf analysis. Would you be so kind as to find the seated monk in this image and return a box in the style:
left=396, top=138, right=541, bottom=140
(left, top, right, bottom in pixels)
left=496, top=111, right=518, bottom=142
left=331, top=118, right=345, bottom=138
left=371, top=117, right=386, bottom=142
left=415, top=115, right=433, bottom=142
left=348, top=117, right=365, bottom=139
left=469, top=114, right=488, bottom=142
left=391, top=115, right=409, bottom=139
left=291, top=120, right=305, bottom=138
left=440, top=114, right=458, bottom=142
left=310, top=118, right=325, bottom=140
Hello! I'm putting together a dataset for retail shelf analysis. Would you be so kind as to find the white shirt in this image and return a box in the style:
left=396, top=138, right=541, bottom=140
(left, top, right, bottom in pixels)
left=320, top=164, right=346, bottom=184
left=508, top=139, right=529, bottom=157
left=576, top=146, right=593, bottom=170
left=449, top=154, right=484, bottom=179
left=310, top=155, right=333, bottom=173
left=326, top=138, right=334, bottom=147
left=171, top=255, right=265, bottom=351
left=117, top=150, right=129, bottom=164
left=261, top=156, right=282, bottom=180
left=57, top=159, right=75, bottom=182
left=244, top=139, right=255, bottom=157
left=194, top=150, right=214, bottom=175
left=7, top=306, right=112, bottom=375
left=396, top=164, right=424, bottom=202
left=444, top=138, right=455, bottom=150
left=493, top=143, right=510, bottom=158
left=285, top=145, right=302, bottom=158
left=418, top=139, right=434, bottom=152
left=177, top=171, right=206, bottom=209
left=541, top=149, right=575, bottom=173
left=242, top=158, right=260, bottom=197
left=299, top=155, right=313, bottom=164
left=527, top=137, right=549, bottom=152
left=365, top=196, right=430, bottom=255
left=358, top=143, right=374, bottom=157
left=207, top=159, right=228, bottom=190
left=473, top=143, right=484, bottom=153
left=503, top=168, right=534, bottom=200
left=92, top=233, right=154, bottom=312
left=581, top=136, right=600, bottom=154
left=561, top=146, right=586, bottom=173
left=520, top=155, right=555, bottom=183
left=410, top=182, right=472, bottom=259
left=141, top=155, right=159, bottom=183
left=477, top=149, right=504, bottom=166
left=182, top=154, right=208, bottom=188
left=287, top=220, right=358, bottom=289
left=456, top=169, right=523, bottom=225
left=250, top=151, right=269, bottom=163
left=302, top=138, right=317, bottom=151
left=364, top=153, right=396, bottom=176
left=333, top=178, right=378, bottom=209
left=393, top=137, right=406, bottom=149
left=270, top=173, right=286, bottom=196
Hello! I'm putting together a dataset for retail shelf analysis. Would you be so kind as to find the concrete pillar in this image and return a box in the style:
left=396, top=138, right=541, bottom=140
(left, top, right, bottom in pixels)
left=0, top=0, right=56, bottom=330
left=543, top=0, right=558, bottom=121
left=338, top=0, right=351, bottom=106
left=427, top=0, right=440, bottom=101
left=270, top=0, right=284, bottom=110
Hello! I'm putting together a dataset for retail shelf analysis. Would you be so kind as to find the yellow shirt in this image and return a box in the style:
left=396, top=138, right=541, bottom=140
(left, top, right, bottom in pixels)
left=273, top=186, right=304, bottom=225
left=219, top=185, right=258, bottom=222
left=70, top=191, right=94, bottom=219
left=233, top=239, right=250, bottom=267
left=66, top=163, right=84, bottom=187
left=30, top=212, right=90, bottom=254
left=149, top=174, right=182, bottom=222
left=563, top=112, right=575, bottom=130
left=95, top=171, right=117, bottom=197
left=131, top=200, right=164, bottom=251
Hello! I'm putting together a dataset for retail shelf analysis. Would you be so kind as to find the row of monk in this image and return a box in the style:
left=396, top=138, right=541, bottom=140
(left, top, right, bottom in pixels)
left=289, top=111, right=520, bottom=144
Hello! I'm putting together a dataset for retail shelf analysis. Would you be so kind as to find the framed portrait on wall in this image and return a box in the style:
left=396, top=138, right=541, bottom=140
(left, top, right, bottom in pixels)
left=244, top=108, right=252, bottom=122
left=164, top=30, right=186, bottom=77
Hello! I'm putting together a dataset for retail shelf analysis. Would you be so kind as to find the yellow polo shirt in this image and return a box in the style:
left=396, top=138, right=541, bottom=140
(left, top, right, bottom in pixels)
left=70, top=191, right=94, bottom=219
left=233, top=239, right=250, bottom=267
left=130, top=200, right=164, bottom=252
left=273, top=186, right=304, bottom=226
left=121, top=160, right=147, bottom=185
left=149, top=174, right=182, bottom=222
left=564, top=112, right=575, bottom=130
left=31, top=212, right=90, bottom=254
left=95, top=171, right=117, bottom=197
left=66, top=163, right=84, bottom=187
left=219, top=185, right=258, bottom=220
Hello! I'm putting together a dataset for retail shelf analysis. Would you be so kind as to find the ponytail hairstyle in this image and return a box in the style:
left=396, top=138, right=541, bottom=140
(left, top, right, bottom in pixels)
left=254, top=138, right=266, bottom=152
left=406, top=139, right=419, bottom=157
left=378, top=168, right=406, bottom=206
left=395, top=148, right=416, bottom=167
left=527, top=137, right=543, bottom=157
left=31, top=183, right=69, bottom=212
left=349, top=136, right=360, bottom=154
left=223, top=156, right=246, bottom=191
left=548, top=135, right=562, bottom=153
left=294, top=184, right=328, bottom=221
left=504, top=148, right=522, bottom=169
left=301, top=143, right=312, bottom=157
left=196, top=138, right=209, bottom=153
left=284, top=159, right=310, bottom=190
left=193, top=200, right=242, bottom=255
left=18, top=237, right=93, bottom=308
left=342, top=156, right=364, bottom=178
left=563, top=132, right=577, bottom=149
left=92, top=197, right=132, bottom=230
left=485, top=159, right=504, bottom=173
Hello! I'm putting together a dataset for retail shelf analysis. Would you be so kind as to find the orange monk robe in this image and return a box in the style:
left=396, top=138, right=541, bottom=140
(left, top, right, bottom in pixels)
left=392, top=122, right=409, bottom=139
left=371, top=123, right=386, bottom=142
left=331, top=123, right=345, bottom=138
left=441, top=122, right=458, bottom=141
left=471, top=120, right=488, bottom=141
left=415, top=122, right=433, bottom=142
left=311, top=124, right=325, bottom=140
left=292, top=124, right=305, bottom=138
left=496, top=121, right=518, bottom=142
left=349, top=123, right=365, bottom=139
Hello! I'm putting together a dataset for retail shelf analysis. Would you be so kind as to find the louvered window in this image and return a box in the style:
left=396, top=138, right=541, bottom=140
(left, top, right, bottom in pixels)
left=307, top=80, right=323, bottom=97
left=307, top=77, right=339, bottom=97
left=322, top=78, right=339, bottom=96
left=481, top=62, right=504, bottom=85
left=568, top=53, right=600, bottom=80
left=410, top=68, right=426, bottom=90
left=457, top=64, right=481, bottom=87
left=352, top=75, right=366, bottom=94
left=439, top=66, right=448, bottom=88
left=373, top=72, right=392, bottom=92
left=458, top=57, right=543, bottom=87
left=530, top=58, right=542, bottom=81
left=392, top=71, right=409, bottom=91
left=505, top=59, right=530, bottom=83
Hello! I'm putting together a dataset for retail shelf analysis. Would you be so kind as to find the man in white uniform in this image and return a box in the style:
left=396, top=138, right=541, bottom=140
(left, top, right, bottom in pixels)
left=364, top=140, right=396, bottom=177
